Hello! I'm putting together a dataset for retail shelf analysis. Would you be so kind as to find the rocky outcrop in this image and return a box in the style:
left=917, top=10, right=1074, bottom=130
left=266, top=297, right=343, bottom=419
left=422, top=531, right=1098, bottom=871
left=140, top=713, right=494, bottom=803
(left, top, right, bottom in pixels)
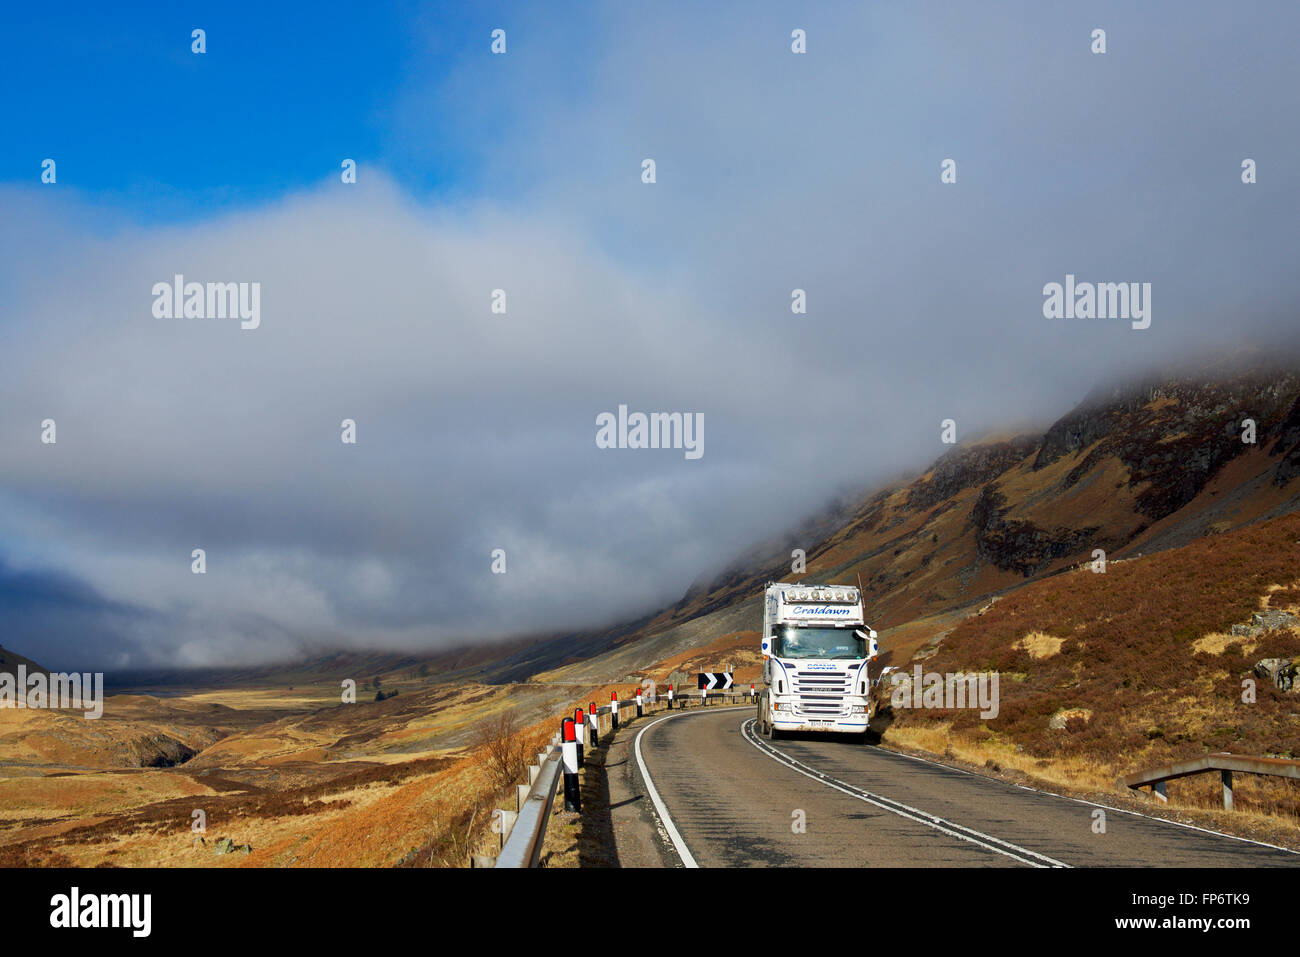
left=1253, top=657, right=1299, bottom=692
left=1048, top=708, right=1092, bottom=731
left=1231, top=610, right=1300, bottom=639
left=970, top=484, right=1098, bottom=577
left=213, top=837, right=252, bottom=855
left=907, top=436, right=1039, bottom=511
left=1035, top=368, right=1300, bottom=520
left=1268, top=394, right=1300, bottom=487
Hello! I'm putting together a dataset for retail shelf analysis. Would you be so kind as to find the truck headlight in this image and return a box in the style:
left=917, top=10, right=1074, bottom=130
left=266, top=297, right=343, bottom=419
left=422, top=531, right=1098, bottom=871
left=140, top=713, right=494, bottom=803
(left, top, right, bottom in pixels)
left=851, top=705, right=868, bottom=714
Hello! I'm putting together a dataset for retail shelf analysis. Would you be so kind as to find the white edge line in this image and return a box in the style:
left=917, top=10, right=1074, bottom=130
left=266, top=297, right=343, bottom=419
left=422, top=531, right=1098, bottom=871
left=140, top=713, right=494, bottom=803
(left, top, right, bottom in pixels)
left=873, top=738, right=1300, bottom=856
left=632, top=705, right=754, bottom=869
left=633, top=712, right=699, bottom=867
left=740, top=718, right=1067, bottom=868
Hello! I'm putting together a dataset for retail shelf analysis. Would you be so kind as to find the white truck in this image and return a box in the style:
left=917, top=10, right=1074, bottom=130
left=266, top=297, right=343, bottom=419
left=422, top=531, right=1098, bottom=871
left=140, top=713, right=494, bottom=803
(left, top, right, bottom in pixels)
left=757, top=582, right=879, bottom=739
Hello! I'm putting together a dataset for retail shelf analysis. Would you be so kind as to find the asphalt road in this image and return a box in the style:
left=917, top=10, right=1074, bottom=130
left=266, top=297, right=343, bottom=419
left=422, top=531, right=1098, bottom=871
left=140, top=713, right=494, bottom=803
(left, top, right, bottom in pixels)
left=625, top=706, right=1300, bottom=868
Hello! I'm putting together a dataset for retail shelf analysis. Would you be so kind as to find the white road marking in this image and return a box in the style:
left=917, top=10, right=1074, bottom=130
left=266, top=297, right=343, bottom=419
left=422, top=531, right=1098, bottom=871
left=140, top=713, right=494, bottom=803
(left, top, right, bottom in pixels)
left=872, top=739, right=1300, bottom=856
left=637, top=705, right=1295, bottom=868
left=633, top=705, right=751, bottom=868
left=741, top=718, right=1069, bottom=868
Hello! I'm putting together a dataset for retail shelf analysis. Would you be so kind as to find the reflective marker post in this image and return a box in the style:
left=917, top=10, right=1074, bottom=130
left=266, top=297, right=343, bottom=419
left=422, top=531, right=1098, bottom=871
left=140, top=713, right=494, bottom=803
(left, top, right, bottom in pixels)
left=561, top=718, right=581, bottom=813
left=611, top=692, right=619, bottom=729
left=573, top=707, right=585, bottom=768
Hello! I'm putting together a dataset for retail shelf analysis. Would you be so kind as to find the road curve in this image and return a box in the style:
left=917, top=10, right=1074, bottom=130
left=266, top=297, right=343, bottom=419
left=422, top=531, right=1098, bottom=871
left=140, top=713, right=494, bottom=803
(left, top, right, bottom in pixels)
left=631, top=706, right=1300, bottom=868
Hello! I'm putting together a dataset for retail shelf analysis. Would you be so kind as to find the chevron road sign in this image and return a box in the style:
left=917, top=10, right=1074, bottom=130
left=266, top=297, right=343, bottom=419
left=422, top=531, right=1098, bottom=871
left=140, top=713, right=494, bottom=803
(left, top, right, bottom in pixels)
left=697, top=671, right=734, bottom=691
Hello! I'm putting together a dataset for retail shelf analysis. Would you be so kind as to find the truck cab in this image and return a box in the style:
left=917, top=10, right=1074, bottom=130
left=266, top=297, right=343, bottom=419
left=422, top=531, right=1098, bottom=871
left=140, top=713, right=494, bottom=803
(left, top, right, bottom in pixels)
left=758, top=583, right=879, bottom=739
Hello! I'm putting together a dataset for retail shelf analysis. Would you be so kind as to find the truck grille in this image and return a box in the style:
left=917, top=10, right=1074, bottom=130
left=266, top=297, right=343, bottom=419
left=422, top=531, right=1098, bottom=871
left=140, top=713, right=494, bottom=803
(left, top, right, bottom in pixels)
left=792, top=671, right=849, bottom=692
left=791, top=671, right=851, bottom=715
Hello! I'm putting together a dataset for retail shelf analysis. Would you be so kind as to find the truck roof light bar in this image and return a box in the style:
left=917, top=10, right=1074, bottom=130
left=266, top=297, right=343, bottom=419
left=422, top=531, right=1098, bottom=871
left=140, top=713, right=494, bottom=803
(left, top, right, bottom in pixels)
left=784, top=586, right=859, bottom=603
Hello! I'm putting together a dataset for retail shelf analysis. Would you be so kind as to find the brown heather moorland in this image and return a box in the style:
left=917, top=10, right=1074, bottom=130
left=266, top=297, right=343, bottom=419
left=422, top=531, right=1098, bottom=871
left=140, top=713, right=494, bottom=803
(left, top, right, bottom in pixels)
left=881, top=512, right=1300, bottom=834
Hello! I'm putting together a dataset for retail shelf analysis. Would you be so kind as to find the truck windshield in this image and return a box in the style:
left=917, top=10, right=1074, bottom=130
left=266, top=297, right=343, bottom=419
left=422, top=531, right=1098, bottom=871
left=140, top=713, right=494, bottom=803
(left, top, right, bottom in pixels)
left=772, top=626, right=865, bottom=660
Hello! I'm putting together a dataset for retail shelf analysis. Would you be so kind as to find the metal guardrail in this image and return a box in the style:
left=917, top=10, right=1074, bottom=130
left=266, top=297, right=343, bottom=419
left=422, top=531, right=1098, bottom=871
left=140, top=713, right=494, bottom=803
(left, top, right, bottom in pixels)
left=497, top=745, right=564, bottom=867
left=1122, top=753, right=1300, bottom=810
left=484, top=690, right=759, bottom=867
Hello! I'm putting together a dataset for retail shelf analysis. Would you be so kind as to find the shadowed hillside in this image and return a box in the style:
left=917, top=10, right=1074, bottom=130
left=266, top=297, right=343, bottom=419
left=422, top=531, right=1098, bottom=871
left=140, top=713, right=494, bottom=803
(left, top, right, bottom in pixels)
left=0, top=645, right=48, bottom=680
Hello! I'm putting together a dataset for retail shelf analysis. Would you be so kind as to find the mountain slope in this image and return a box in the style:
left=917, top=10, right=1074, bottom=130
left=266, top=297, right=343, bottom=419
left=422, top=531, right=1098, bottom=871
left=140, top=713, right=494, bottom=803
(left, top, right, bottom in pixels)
left=0, top=645, right=48, bottom=679
left=879, top=509, right=1300, bottom=826
left=51, top=359, right=1300, bottom=696
left=529, top=359, right=1300, bottom=684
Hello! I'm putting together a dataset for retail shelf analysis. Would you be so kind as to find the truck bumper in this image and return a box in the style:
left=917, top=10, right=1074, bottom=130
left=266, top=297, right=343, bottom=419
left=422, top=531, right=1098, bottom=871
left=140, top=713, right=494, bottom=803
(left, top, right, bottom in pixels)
left=772, top=719, right=869, bottom=733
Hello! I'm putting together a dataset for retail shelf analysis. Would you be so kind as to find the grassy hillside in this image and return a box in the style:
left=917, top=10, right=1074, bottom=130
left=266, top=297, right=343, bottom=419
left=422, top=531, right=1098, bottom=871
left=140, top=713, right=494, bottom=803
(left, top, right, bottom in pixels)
left=882, top=511, right=1300, bottom=825
left=0, top=676, right=593, bottom=867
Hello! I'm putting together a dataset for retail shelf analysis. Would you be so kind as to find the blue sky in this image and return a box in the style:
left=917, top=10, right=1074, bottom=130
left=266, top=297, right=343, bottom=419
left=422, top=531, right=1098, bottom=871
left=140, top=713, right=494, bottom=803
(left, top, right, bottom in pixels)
left=0, top=2, right=504, bottom=217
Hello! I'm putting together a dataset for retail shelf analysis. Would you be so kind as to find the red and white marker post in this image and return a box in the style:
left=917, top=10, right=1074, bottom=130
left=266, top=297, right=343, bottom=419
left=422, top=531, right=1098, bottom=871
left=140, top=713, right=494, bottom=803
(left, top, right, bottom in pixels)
left=588, top=701, right=599, bottom=747
left=611, top=691, right=619, bottom=729
left=635, top=687, right=644, bottom=718
left=561, top=717, right=581, bottom=812
left=667, top=684, right=674, bottom=709
left=573, top=707, right=585, bottom=768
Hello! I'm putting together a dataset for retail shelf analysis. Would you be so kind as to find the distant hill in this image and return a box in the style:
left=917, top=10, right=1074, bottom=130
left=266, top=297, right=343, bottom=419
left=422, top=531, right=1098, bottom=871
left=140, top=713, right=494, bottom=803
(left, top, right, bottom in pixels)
left=0, top=644, right=48, bottom=678
left=104, top=635, right=549, bottom=691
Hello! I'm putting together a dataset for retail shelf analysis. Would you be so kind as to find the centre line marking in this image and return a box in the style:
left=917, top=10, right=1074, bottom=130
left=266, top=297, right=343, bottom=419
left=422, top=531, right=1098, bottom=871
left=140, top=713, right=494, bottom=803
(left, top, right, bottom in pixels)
left=741, top=718, right=1069, bottom=868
